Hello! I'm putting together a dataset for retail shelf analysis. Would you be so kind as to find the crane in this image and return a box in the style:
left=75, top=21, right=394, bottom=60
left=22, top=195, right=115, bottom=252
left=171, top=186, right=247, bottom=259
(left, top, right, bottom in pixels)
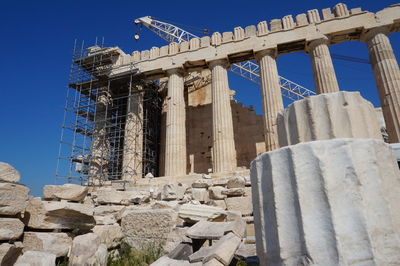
left=134, top=16, right=316, bottom=101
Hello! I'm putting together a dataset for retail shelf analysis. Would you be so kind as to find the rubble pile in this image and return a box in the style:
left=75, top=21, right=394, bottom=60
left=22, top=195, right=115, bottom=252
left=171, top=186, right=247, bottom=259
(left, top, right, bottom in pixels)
left=0, top=161, right=256, bottom=265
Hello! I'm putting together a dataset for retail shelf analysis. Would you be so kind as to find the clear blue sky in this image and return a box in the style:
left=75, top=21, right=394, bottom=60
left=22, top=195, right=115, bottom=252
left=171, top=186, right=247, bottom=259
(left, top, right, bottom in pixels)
left=1, top=0, right=399, bottom=196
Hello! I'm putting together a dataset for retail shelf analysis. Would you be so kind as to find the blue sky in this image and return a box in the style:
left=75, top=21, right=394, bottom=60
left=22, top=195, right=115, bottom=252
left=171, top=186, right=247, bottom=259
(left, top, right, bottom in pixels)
left=1, top=0, right=399, bottom=196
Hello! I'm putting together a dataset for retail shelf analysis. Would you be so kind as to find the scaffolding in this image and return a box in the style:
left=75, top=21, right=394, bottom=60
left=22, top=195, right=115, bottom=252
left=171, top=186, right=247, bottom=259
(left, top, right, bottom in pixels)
left=56, top=40, right=162, bottom=185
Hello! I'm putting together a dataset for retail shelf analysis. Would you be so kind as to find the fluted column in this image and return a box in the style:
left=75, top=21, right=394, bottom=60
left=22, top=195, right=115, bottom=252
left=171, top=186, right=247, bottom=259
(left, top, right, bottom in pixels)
left=164, top=68, right=187, bottom=176
left=210, top=59, right=237, bottom=173
left=363, top=27, right=400, bottom=143
left=308, top=37, right=340, bottom=94
left=89, top=91, right=112, bottom=182
left=256, top=49, right=284, bottom=151
left=122, top=86, right=143, bottom=182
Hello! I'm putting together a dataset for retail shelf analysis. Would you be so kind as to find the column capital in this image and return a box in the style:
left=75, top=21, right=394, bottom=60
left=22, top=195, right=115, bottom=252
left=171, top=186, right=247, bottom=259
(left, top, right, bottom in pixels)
left=208, top=59, right=229, bottom=69
left=360, top=26, right=390, bottom=43
left=166, top=67, right=184, bottom=76
left=255, top=48, right=277, bottom=62
left=306, top=36, right=330, bottom=53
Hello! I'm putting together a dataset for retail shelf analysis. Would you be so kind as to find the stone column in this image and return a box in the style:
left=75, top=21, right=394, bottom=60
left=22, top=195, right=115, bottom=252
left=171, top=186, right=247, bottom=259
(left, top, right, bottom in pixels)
left=363, top=27, right=400, bottom=143
left=209, top=59, right=236, bottom=173
left=308, top=37, right=340, bottom=94
left=251, top=138, right=400, bottom=265
left=89, top=91, right=112, bottom=182
left=164, top=68, right=187, bottom=176
left=122, top=86, right=143, bottom=182
left=255, top=49, right=284, bottom=151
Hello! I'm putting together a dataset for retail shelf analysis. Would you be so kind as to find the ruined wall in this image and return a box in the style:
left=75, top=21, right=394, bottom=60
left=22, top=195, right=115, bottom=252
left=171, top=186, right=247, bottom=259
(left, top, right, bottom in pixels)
left=159, top=70, right=265, bottom=176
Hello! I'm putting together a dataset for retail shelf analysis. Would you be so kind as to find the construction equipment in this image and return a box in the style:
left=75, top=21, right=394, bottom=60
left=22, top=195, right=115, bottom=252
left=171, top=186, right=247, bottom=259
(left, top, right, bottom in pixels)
left=134, top=16, right=316, bottom=101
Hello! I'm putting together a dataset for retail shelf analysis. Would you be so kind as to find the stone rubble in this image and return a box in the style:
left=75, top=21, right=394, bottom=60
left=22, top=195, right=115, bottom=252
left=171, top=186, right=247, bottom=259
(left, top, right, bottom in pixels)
left=22, top=232, right=72, bottom=257
left=43, top=183, right=88, bottom=202
left=0, top=218, right=25, bottom=241
left=68, top=233, right=107, bottom=266
left=0, top=162, right=20, bottom=183
left=24, top=197, right=95, bottom=230
left=14, top=250, right=56, bottom=266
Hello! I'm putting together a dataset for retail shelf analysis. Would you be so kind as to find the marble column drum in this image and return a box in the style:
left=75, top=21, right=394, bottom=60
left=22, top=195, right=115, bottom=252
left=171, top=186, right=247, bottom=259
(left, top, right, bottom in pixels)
left=256, top=49, right=284, bottom=152
left=210, top=59, right=237, bottom=173
left=164, top=69, right=187, bottom=176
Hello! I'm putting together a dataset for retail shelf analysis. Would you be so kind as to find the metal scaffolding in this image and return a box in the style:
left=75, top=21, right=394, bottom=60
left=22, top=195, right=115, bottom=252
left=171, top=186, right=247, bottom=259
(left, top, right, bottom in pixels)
left=56, top=40, right=162, bottom=185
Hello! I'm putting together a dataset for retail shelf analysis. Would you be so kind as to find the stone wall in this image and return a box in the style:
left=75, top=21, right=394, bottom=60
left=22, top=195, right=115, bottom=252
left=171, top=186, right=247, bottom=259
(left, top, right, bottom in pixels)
left=159, top=70, right=266, bottom=176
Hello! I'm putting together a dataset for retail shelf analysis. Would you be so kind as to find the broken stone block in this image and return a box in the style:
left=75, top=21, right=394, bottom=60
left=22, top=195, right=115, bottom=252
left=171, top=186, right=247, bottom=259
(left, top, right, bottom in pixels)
left=244, top=25, right=256, bottom=37
left=222, top=32, right=233, bottom=43
left=200, top=36, right=210, bottom=47
left=227, top=176, right=246, bottom=188
left=0, top=162, right=20, bottom=183
left=121, top=209, right=177, bottom=249
left=196, top=232, right=242, bottom=265
left=278, top=91, right=382, bottom=147
left=163, top=227, right=191, bottom=253
left=225, top=197, right=253, bottom=216
left=24, top=197, right=95, bottom=230
left=0, top=218, right=24, bottom=240
left=23, top=232, right=72, bottom=257
left=208, top=186, right=227, bottom=200
left=160, top=45, right=169, bottom=56
left=186, top=221, right=227, bottom=240
left=350, top=7, right=362, bottom=14
left=269, top=19, right=282, bottom=32
left=96, top=188, right=149, bottom=205
left=210, top=200, right=227, bottom=210
left=0, top=243, right=22, bottom=265
left=92, top=224, right=123, bottom=249
left=221, top=188, right=245, bottom=197
left=151, top=255, right=198, bottom=265
left=296, top=13, right=308, bottom=26
left=212, top=178, right=229, bottom=186
left=251, top=138, right=400, bottom=264
left=43, top=184, right=88, bottom=202
left=192, top=188, right=209, bottom=202
left=15, top=251, right=56, bottom=266
left=161, top=183, right=179, bottom=200
left=93, top=205, right=125, bottom=225
left=178, top=204, right=226, bottom=223
left=68, top=233, right=107, bottom=266
left=243, top=188, right=252, bottom=201
left=192, top=179, right=210, bottom=188
left=0, top=183, right=29, bottom=215
left=186, top=219, right=245, bottom=240
left=189, top=246, right=214, bottom=263
left=322, top=8, right=334, bottom=20
left=234, top=243, right=257, bottom=261
left=244, top=176, right=251, bottom=186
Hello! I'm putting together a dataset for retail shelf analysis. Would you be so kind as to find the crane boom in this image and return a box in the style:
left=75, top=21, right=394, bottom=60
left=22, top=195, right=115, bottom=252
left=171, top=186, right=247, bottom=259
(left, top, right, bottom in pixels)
left=135, top=16, right=316, bottom=100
